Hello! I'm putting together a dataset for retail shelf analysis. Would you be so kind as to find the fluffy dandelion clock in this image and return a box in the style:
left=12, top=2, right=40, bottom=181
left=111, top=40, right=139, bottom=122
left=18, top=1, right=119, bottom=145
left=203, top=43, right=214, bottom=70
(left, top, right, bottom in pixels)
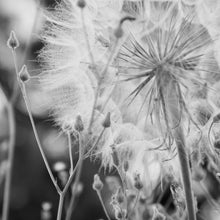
left=117, top=3, right=214, bottom=141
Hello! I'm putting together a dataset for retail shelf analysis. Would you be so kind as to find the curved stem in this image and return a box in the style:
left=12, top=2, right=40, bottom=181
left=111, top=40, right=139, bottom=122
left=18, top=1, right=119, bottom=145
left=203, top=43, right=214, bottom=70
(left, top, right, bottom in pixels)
left=2, top=103, right=16, bottom=220
left=20, top=83, right=61, bottom=193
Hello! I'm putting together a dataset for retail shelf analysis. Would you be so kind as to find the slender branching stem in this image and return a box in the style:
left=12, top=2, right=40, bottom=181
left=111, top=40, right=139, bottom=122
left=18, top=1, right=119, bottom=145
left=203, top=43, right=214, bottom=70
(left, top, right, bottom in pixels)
left=57, top=193, right=65, bottom=220
left=65, top=132, right=85, bottom=220
left=2, top=103, right=16, bottom=220
left=166, top=81, right=196, bottom=220
left=20, top=82, right=61, bottom=193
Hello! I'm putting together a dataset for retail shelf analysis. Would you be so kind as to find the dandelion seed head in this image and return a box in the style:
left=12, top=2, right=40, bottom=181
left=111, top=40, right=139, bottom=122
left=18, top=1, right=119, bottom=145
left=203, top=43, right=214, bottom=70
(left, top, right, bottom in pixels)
left=117, top=3, right=215, bottom=142
left=40, top=70, right=94, bottom=131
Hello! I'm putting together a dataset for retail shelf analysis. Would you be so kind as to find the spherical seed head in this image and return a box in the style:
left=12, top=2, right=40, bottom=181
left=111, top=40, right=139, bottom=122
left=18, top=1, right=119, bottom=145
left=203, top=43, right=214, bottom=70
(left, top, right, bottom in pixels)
left=93, top=174, right=103, bottom=191
left=114, top=26, right=124, bottom=39
left=102, top=112, right=111, bottom=128
left=74, top=115, right=84, bottom=132
left=7, top=31, right=19, bottom=50
left=19, top=65, right=30, bottom=82
left=77, top=0, right=86, bottom=8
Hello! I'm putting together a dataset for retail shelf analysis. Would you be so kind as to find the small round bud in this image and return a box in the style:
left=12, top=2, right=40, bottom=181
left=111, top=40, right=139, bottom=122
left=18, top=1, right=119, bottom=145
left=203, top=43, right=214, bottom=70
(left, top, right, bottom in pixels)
left=102, top=112, right=111, bottom=128
left=7, top=31, right=19, bottom=49
left=93, top=174, right=103, bottom=191
left=19, top=65, right=30, bottom=82
left=114, top=26, right=124, bottom=39
left=74, top=115, right=84, bottom=132
left=134, top=173, right=143, bottom=190
left=115, top=187, right=124, bottom=204
left=77, top=0, right=86, bottom=8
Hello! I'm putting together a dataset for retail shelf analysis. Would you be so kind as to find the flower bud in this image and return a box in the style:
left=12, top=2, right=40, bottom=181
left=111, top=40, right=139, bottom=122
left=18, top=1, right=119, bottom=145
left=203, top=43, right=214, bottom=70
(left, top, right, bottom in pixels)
left=114, top=26, right=124, bottom=39
left=93, top=174, right=103, bottom=191
left=102, top=112, right=111, bottom=128
left=74, top=115, right=84, bottom=132
left=7, top=31, right=19, bottom=49
left=134, top=173, right=143, bottom=190
left=19, top=65, right=30, bottom=82
left=115, top=187, right=125, bottom=204
left=77, top=0, right=86, bottom=8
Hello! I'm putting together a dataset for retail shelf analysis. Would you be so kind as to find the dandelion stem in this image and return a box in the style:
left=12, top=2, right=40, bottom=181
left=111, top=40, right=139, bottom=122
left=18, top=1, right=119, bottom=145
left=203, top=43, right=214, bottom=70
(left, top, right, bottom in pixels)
left=67, top=132, right=73, bottom=174
left=65, top=132, right=85, bottom=220
left=166, top=81, right=196, bottom=220
left=57, top=193, right=65, bottom=220
left=20, top=83, right=61, bottom=193
left=2, top=103, right=15, bottom=220
left=88, top=41, right=119, bottom=134
left=96, top=191, right=111, bottom=220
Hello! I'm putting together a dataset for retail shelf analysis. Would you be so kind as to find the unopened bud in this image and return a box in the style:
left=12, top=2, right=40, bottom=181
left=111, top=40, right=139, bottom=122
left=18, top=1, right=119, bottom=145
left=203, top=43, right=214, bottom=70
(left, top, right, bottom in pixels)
left=115, top=187, right=124, bottom=204
left=74, top=115, right=84, bottom=132
left=7, top=31, right=19, bottom=49
left=114, top=26, right=124, bottom=39
left=93, top=174, right=103, bottom=191
left=77, top=0, right=86, bottom=8
left=102, top=112, right=111, bottom=128
left=19, top=65, right=30, bottom=82
left=134, top=173, right=143, bottom=190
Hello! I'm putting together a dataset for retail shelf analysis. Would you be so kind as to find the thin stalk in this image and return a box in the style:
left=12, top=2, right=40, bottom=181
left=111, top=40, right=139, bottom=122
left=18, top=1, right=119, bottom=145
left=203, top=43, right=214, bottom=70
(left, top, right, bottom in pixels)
left=57, top=193, right=65, bottom=220
left=2, top=103, right=15, bottom=220
left=65, top=133, right=85, bottom=220
left=96, top=191, right=111, bottom=220
left=67, top=132, right=73, bottom=174
left=20, top=82, right=61, bottom=193
left=166, top=81, right=196, bottom=220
